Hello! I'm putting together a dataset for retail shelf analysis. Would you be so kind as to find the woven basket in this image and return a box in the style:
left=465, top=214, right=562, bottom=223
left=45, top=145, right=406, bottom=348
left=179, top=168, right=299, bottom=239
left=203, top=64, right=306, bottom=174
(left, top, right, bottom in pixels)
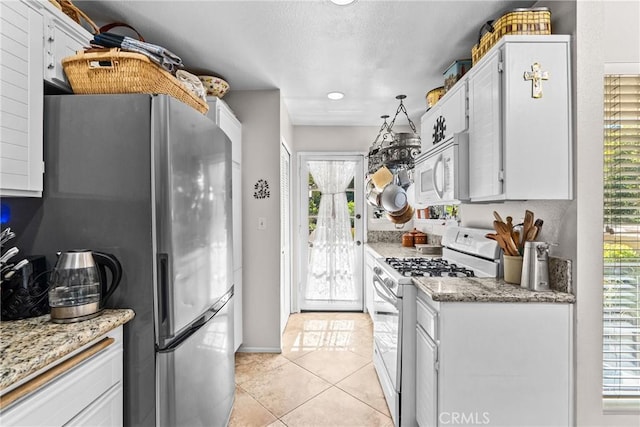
left=62, top=48, right=208, bottom=114
left=471, top=7, right=551, bottom=65
left=48, top=0, right=99, bottom=34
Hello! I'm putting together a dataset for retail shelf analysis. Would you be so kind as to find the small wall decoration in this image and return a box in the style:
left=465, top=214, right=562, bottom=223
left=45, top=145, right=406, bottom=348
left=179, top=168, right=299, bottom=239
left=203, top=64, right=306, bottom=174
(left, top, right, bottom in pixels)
left=432, top=115, right=446, bottom=145
left=253, top=179, right=270, bottom=199
left=523, top=62, right=549, bottom=99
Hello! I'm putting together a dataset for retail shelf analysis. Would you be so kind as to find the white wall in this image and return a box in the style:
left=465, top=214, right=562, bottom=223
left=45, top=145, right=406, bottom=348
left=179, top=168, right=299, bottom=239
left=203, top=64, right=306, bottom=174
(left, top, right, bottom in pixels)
left=575, top=1, right=640, bottom=425
left=224, top=90, right=282, bottom=351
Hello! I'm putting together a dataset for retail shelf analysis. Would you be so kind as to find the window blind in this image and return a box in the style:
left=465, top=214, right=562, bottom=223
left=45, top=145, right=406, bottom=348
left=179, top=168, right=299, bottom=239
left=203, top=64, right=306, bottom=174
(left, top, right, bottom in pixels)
left=603, top=74, right=640, bottom=398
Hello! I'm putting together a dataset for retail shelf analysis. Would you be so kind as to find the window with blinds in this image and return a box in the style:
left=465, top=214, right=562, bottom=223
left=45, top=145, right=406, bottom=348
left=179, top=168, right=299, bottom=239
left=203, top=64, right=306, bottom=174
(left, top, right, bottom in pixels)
left=603, top=74, right=640, bottom=398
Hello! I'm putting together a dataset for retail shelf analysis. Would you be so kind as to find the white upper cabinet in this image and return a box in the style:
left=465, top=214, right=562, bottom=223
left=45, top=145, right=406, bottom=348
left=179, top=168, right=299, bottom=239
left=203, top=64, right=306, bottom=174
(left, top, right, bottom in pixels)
left=0, top=1, right=45, bottom=197
left=467, top=35, right=573, bottom=201
left=0, top=0, right=92, bottom=198
left=420, top=81, right=467, bottom=153
left=42, top=1, right=93, bottom=90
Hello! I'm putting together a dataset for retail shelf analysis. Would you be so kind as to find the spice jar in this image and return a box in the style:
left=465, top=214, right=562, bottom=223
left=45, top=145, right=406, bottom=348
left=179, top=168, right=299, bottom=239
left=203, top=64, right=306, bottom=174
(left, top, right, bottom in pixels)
left=402, top=232, right=415, bottom=247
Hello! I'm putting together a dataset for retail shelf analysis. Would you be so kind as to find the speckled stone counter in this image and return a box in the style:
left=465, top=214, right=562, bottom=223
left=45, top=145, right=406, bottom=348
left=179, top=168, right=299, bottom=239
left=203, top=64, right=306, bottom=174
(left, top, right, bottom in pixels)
left=366, top=242, right=439, bottom=259
left=0, top=308, right=135, bottom=391
left=413, top=276, right=575, bottom=303
left=366, top=243, right=575, bottom=303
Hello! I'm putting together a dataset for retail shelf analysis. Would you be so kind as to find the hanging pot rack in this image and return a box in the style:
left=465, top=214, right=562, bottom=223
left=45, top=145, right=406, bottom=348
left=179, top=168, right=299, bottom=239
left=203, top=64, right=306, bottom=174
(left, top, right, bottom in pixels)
left=368, top=95, right=421, bottom=173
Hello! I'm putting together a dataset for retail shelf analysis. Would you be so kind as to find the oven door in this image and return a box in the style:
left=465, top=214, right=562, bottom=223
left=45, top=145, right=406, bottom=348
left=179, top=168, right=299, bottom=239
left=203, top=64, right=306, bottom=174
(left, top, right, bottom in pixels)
left=372, top=273, right=401, bottom=391
left=415, top=133, right=469, bottom=205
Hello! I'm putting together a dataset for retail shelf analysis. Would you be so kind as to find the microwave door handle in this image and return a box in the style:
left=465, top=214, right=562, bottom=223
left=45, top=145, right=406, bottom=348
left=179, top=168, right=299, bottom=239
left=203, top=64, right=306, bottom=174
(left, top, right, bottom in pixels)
left=372, top=276, right=398, bottom=308
left=432, top=154, right=445, bottom=199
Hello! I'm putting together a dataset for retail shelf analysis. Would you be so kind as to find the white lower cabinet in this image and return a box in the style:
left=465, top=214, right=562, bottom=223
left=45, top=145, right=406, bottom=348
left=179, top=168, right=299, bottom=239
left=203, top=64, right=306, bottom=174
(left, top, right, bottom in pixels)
left=416, top=324, right=438, bottom=427
left=0, top=327, right=124, bottom=427
left=364, top=246, right=376, bottom=320
left=66, top=383, right=123, bottom=427
left=416, top=290, right=573, bottom=426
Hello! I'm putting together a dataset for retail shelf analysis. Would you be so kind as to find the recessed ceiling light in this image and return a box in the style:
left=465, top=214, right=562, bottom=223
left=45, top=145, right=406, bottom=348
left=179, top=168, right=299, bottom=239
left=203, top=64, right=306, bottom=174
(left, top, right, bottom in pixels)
left=327, top=91, right=345, bottom=100
left=330, top=0, right=356, bottom=5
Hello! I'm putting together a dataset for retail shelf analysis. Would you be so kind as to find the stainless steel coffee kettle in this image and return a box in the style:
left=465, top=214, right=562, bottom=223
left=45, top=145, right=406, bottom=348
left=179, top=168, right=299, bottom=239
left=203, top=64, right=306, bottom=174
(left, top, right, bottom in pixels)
left=48, top=250, right=122, bottom=323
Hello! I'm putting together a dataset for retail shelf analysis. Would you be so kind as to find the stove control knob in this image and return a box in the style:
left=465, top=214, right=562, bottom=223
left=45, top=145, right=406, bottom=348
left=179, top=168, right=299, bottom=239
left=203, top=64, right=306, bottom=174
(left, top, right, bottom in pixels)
left=373, top=266, right=382, bottom=275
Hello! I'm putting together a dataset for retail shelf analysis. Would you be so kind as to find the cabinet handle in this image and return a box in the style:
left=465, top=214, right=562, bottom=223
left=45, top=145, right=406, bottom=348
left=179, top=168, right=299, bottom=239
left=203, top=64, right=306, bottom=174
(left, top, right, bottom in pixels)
left=0, top=337, right=114, bottom=410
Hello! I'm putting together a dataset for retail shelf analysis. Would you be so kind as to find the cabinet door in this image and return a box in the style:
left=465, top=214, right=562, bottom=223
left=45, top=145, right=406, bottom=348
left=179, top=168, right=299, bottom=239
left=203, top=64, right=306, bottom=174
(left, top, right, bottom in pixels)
left=420, top=82, right=467, bottom=154
left=0, top=0, right=44, bottom=197
left=416, top=325, right=438, bottom=427
left=503, top=41, right=572, bottom=199
left=44, top=11, right=91, bottom=90
left=468, top=50, right=502, bottom=201
left=364, top=250, right=375, bottom=319
left=420, top=106, right=441, bottom=152
left=65, top=384, right=123, bottom=427
left=440, top=81, right=467, bottom=138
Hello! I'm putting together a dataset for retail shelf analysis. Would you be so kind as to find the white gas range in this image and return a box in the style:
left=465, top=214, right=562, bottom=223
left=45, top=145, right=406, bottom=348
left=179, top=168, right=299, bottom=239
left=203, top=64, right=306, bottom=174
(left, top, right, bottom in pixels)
left=370, top=227, right=501, bottom=426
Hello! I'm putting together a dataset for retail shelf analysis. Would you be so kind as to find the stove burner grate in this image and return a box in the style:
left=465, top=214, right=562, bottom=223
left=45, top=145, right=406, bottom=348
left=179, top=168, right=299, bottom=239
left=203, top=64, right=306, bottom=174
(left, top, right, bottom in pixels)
left=384, top=257, right=475, bottom=278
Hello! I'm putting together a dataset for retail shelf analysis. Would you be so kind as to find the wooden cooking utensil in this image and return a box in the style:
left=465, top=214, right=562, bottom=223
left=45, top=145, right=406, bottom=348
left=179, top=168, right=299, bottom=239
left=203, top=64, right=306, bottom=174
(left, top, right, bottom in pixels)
left=493, top=210, right=505, bottom=224
left=523, top=210, right=534, bottom=242
left=493, top=220, right=519, bottom=256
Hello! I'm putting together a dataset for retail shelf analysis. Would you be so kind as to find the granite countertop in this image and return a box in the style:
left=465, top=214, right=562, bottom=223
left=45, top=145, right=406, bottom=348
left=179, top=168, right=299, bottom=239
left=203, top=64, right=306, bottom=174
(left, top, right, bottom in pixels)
left=413, top=276, right=575, bottom=303
left=0, top=308, right=135, bottom=391
left=366, top=242, right=575, bottom=303
left=366, top=242, right=440, bottom=258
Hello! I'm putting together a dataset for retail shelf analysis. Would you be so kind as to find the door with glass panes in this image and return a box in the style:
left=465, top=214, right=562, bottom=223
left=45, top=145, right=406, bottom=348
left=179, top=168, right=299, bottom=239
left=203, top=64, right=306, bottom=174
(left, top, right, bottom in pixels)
left=299, top=154, right=364, bottom=311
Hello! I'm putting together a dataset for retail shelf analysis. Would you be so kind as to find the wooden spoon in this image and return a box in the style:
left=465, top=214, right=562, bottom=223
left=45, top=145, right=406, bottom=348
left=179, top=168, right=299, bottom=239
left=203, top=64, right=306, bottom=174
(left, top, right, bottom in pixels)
left=523, top=210, right=534, bottom=242
left=493, top=220, right=519, bottom=256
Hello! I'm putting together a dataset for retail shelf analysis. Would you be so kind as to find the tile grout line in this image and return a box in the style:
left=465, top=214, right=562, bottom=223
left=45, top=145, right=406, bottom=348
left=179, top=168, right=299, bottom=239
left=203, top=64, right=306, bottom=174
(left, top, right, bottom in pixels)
left=234, top=383, right=282, bottom=426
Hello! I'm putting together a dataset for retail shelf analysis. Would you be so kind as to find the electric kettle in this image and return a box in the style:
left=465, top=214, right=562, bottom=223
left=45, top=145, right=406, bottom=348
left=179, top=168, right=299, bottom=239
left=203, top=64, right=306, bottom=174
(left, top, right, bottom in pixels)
left=48, top=250, right=122, bottom=323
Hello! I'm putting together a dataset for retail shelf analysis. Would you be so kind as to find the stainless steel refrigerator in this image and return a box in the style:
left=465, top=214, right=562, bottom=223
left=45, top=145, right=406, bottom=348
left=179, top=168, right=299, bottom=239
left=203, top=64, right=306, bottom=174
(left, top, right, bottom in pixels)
left=19, top=94, right=235, bottom=426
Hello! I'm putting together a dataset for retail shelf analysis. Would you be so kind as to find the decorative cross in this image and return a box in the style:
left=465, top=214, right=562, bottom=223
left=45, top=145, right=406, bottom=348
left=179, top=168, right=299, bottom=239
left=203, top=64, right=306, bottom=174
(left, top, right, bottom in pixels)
left=523, top=62, right=549, bottom=99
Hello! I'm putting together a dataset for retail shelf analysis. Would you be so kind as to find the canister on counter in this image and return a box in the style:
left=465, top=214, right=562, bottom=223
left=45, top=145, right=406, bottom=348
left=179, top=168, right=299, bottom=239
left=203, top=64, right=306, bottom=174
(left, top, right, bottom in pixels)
left=402, top=232, right=415, bottom=247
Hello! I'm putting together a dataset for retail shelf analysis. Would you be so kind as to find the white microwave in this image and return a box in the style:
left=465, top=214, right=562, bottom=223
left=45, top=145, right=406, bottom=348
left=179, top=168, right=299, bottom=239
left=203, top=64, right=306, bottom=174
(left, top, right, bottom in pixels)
left=414, top=132, right=469, bottom=206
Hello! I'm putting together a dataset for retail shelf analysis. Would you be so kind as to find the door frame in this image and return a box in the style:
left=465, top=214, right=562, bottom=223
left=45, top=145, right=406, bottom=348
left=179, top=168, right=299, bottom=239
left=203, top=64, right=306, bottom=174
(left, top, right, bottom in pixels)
left=297, top=152, right=365, bottom=312
left=280, top=139, right=292, bottom=334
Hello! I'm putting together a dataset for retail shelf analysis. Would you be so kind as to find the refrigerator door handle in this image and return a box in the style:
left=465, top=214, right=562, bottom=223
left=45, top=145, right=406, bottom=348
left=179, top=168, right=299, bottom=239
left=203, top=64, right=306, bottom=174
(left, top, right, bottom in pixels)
left=157, top=253, right=173, bottom=344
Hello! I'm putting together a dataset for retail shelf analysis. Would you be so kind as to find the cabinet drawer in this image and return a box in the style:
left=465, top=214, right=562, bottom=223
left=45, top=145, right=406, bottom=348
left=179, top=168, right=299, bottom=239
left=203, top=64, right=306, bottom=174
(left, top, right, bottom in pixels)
left=416, top=297, right=438, bottom=340
left=0, top=338, right=123, bottom=426
left=66, top=383, right=123, bottom=427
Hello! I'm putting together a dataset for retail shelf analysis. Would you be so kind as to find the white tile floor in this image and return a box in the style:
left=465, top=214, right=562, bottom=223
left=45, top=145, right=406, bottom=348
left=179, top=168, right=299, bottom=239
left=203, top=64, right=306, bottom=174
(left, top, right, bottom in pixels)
left=229, top=312, right=392, bottom=427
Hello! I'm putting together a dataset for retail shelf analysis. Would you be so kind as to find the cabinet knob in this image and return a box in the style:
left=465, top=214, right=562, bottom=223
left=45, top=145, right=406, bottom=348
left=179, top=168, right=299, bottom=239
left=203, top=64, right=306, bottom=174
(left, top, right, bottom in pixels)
left=355, top=214, right=361, bottom=219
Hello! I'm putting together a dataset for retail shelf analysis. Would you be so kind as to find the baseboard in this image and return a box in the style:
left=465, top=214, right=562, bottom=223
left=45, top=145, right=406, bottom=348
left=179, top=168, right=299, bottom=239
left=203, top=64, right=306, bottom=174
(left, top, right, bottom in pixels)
left=237, top=346, right=282, bottom=353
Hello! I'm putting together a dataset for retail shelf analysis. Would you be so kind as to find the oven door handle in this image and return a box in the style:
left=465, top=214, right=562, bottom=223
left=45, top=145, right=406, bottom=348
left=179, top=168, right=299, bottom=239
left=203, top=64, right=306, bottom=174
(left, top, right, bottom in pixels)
left=372, top=276, right=399, bottom=309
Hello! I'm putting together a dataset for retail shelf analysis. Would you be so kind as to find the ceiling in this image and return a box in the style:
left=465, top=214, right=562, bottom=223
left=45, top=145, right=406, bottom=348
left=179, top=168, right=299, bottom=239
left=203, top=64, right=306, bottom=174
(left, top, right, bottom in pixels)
left=76, top=0, right=534, bottom=126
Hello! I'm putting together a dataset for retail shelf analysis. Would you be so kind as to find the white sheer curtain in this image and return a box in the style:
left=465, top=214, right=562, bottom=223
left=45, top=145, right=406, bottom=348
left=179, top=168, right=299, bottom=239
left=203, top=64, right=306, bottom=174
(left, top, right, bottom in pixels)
left=306, top=160, right=356, bottom=302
